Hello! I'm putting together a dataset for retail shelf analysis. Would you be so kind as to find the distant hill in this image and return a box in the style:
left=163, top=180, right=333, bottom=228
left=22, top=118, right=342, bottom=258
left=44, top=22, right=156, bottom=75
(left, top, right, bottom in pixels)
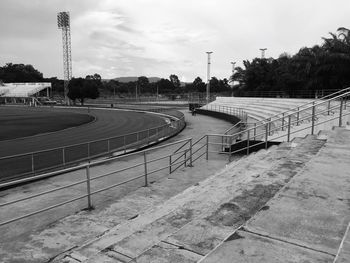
left=111, top=77, right=162, bottom=83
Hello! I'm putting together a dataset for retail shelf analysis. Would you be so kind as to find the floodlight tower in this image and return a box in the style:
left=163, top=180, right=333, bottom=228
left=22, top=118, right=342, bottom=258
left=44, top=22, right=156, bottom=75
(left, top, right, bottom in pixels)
left=206, top=51, right=213, bottom=105
left=260, top=48, right=267, bottom=59
left=57, top=11, right=72, bottom=103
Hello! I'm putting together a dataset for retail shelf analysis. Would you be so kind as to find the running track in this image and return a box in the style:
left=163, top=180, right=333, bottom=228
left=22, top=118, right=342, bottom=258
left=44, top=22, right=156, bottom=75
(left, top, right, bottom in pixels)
left=0, top=106, right=169, bottom=182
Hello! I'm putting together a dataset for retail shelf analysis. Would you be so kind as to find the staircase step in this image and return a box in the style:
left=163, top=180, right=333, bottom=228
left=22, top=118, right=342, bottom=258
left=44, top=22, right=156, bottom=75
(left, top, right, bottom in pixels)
left=202, top=128, right=350, bottom=263
left=66, top=135, right=325, bottom=262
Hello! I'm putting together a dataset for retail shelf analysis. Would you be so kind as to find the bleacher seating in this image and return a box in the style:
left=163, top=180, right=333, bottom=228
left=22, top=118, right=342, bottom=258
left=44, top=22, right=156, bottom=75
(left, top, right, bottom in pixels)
left=0, top=83, right=51, bottom=97
left=202, top=97, right=315, bottom=122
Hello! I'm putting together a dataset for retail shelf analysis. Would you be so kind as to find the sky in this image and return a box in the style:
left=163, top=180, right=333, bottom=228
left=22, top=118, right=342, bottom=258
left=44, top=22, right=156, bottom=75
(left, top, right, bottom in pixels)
left=0, top=0, right=349, bottom=82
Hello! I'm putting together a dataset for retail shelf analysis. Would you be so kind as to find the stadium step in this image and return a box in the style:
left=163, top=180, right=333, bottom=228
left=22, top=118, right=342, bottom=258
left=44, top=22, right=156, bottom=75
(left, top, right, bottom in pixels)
left=55, top=134, right=326, bottom=262
left=201, top=126, right=350, bottom=263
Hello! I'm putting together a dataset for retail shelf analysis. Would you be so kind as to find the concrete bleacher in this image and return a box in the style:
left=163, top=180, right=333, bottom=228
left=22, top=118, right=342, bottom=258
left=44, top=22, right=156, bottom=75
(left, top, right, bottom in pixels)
left=0, top=82, right=51, bottom=97
left=3, top=126, right=345, bottom=263
left=0, top=98, right=349, bottom=262
left=1, top=122, right=349, bottom=262
left=202, top=97, right=315, bottom=122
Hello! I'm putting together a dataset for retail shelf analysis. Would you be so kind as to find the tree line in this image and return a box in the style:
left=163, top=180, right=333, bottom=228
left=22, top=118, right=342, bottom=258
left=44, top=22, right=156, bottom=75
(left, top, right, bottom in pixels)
left=231, top=27, right=350, bottom=97
left=1, top=27, right=349, bottom=100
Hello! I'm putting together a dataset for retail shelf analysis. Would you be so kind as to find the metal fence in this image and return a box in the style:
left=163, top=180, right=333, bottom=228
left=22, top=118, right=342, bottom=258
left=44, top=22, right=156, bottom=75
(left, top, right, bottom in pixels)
left=0, top=110, right=185, bottom=183
left=1, top=87, right=349, bottom=228
left=0, top=138, right=194, bottom=227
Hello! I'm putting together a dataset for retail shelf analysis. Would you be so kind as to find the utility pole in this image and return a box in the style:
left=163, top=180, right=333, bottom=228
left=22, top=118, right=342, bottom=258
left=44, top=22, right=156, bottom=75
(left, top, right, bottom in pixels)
left=206, top=51, right=213, bottom=105
left=230, top=61, right=236, bottom=97
left=260, top=48, right=267, bottom=59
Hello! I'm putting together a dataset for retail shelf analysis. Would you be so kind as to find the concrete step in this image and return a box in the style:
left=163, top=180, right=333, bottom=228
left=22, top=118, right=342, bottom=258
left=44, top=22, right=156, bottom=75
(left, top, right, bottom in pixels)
left=58, top=135, right=326, bottom=262
left=201, top=128, right=350, bottom=263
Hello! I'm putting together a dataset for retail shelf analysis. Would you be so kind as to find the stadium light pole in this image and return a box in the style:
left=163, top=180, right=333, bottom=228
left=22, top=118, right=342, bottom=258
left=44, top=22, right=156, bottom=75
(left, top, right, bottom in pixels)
left=260, top=48, right=267, bottom=59
left=57, top=11, right=72, bottom=105
left=206, top=51, right=213, bottom=105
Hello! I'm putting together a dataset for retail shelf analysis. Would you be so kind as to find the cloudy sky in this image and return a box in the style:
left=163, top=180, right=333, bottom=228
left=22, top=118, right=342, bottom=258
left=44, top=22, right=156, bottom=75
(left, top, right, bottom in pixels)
left=0, top=0, right=349, bottom=82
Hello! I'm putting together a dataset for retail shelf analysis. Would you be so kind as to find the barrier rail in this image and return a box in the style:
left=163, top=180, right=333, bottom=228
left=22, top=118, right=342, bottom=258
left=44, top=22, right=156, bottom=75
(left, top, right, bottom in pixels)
left=1, top=88, right=349, bottom=228
left=0, top=109, right=185, bottom=183
left=0, top=138, right=194, bottom=227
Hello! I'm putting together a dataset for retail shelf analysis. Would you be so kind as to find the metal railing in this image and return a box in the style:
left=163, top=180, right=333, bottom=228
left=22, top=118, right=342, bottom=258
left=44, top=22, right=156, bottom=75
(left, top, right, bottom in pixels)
left=0, top=138, right=194, bottom=227
left=0, top=110, right=185, bottom=183
left=169, top=87, right=350, bottom=167
left=201, top=104, right=248, bottom=122
left=204, top=88, right=350, bottom=159
left=1, top=87, right=349, bottom=228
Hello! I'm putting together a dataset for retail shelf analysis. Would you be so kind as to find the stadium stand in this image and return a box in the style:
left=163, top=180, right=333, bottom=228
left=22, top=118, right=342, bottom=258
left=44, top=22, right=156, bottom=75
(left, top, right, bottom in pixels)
left=0, top=82, right=51, bottom=97
left=202, top=97, right=315, bottom=122
left=0, top=82, right=51, bottom=105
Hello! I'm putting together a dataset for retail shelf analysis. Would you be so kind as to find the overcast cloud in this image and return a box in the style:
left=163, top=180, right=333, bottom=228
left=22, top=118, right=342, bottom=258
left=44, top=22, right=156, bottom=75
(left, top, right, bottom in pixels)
left=0, top=0, right=349, bottom=82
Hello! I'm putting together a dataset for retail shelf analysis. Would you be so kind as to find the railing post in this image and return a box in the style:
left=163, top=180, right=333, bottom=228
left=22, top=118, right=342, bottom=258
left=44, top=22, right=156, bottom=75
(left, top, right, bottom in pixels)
left=296, top=107, right=300, bottom=126
left=311, top=104, right=315, bottom=135
left=169, top=155, right=172, bottom=173
left=327, top=101, right=331, bottom=115
left=268, top=118, right=271, bottom=135
left=189, top=139, right=193, bottom=167
left=31, top=153, right=35, bottom=173
left=228, top=135, right=232, bottom=163
left=143, top=151, right=148, bottom=186
left=339, top=98, right=344, bottom=127
left=247, top=130, right=250, bottom=155
left=107, top=139, right=110, bottom=155
left=287, top=115, right=291, bottom=142
left=206, top=135, right=209, bottom=160
left=265, top=123, right=268, bottom=149
left=85, top=166, right=93, bottom=209
left=254, top=123, right=257, bottom=140
left=281, top=113, right=285, bottom=131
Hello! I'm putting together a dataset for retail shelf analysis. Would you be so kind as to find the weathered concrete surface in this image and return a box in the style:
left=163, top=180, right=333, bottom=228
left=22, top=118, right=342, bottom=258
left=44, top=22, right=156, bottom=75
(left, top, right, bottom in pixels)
left=0, top=110, right=235, bottom=263
left=52, top=135, right=324, bottom=262
left=199, top=230, right=333, bottom=263
left=335, top=222, right=350, bottom=263
left=202, top=127, right=350, bottom=263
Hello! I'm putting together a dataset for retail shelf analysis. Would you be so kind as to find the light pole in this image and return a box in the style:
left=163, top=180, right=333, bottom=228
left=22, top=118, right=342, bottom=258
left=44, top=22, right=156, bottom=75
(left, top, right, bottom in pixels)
left=230, top=62, right=236, bottom=97
left=259, top=48, right=267, bottom=59
left=206, top=51, right=213, bottom=104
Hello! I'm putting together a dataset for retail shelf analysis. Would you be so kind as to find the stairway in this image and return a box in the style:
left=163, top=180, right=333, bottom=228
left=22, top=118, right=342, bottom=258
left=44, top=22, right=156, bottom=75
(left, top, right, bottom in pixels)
left=201, top=127, right=350, bottom=263
left=53, top=134, right=327, bottom=262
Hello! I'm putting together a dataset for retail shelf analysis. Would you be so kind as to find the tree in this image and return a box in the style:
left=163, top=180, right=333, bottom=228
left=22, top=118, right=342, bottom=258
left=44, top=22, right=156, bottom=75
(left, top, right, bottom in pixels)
left=67, top=77, right=100, bottom=105
left=192, top=77, right=206, bottom=92
left=157, top=78, right=173, bottom=93
left=137, top=76, right=149, bottom=94
left=0, top=63, right=43, bottom=82
left=169, top=74, right=181, bottom=90
left=105, top=79, right=120, bottom=96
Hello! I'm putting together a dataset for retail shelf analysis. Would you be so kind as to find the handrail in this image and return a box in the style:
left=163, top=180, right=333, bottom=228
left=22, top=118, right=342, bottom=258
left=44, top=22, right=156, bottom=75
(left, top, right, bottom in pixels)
left=263, top=87, right=350, bottom=123
left=0, top=112, right=184, bottom=160
left=1, top=87, right=349, bottom=229
left=0, top=109, right=186, bottom=182
left=228, top=89, right=350, bottom=139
